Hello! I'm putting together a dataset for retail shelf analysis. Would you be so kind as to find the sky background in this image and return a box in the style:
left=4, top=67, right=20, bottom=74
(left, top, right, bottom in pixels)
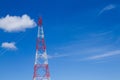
left=0, top=0, right=120, bottom=80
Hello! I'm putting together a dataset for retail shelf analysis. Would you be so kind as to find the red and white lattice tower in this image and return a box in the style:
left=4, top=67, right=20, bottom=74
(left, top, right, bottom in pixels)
left=33, top=17, right=50, bottom=80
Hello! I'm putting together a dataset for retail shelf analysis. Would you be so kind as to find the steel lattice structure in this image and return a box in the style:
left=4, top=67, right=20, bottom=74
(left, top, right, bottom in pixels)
left=33, top=17, right=50, bottom=80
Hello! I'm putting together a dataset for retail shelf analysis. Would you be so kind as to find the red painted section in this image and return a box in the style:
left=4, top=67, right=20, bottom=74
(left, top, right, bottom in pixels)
left=33, top=64, right=50, bottom=79
left=42, top=38, right=46, bottom=51
left=38, top=17, right=42, bottom=26
left=46, top=64, right=50, bottom=78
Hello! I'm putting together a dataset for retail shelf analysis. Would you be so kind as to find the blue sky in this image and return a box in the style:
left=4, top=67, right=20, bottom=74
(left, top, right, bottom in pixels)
left=0, top=0, right=120, bottom=80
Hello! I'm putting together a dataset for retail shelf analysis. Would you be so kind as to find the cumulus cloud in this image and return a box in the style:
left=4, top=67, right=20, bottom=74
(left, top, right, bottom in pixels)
left=0, top=14, right=36, bottom=32
left=98, top=4, right=116, bottom=15
left=1, top=42, right=17, bottom=50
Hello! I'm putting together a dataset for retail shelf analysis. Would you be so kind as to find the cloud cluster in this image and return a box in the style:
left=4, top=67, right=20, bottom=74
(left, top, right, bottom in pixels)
left=1, top=42, right=17, bottom=50
left=0, top=14, right=36, bottom=32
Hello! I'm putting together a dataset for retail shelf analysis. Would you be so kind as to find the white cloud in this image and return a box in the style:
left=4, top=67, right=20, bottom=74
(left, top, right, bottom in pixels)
left=90, top=31, right=112, bottom=37
left=84, top=50, right=120, bottom=60
left=0, top=14, right=36, bottom=32
left=48, top=53, right=72, bottom=59
left=1, top=42, right=17, bottom=50
left=98, top=4, right=116, bottom=15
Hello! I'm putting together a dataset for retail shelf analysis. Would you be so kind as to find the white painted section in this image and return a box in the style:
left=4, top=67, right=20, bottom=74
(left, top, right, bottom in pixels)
left=33, top=78, right=36, bottom=80
left=43, top=51, right=48, bottom=59
left=41, top=34, right=44, bottom=38
left=41, top=26, right=44, bottom=34
left=38, top=26, right=40, bottom=37
left=44, top=60, right=48, bottom=64
left=35, top=50, right=38, bottom=64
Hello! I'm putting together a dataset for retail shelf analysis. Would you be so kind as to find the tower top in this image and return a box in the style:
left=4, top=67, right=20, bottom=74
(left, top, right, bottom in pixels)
left=38, top=17, right=42, bottom=26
